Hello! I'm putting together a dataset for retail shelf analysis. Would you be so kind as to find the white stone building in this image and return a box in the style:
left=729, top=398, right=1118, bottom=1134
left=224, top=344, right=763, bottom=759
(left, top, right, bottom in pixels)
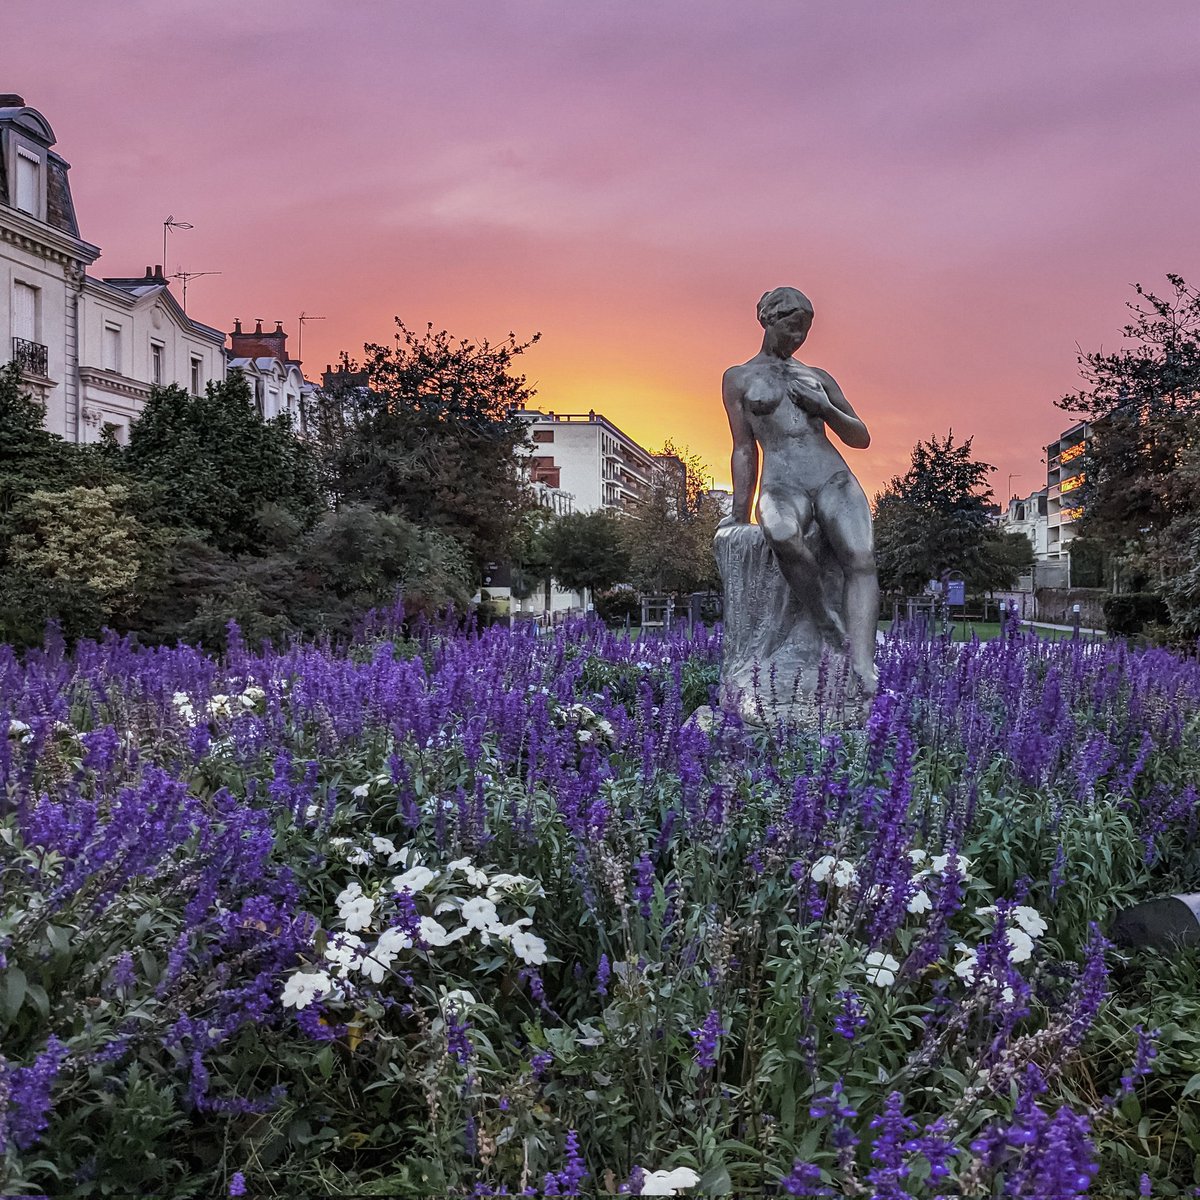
left=1000, top=487, right=1049, bottom=560
left=79, top=268, right=225, bottom=443
left=226, top=319, right=308, bottom=427
left=0, top=94, right=100, bottom=438
left=1, top=94, right=226, bottom=443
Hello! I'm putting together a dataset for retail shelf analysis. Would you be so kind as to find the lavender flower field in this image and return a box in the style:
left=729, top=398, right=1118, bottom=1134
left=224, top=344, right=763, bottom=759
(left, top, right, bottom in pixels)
left=3, top=616, right=1200, bottom=1197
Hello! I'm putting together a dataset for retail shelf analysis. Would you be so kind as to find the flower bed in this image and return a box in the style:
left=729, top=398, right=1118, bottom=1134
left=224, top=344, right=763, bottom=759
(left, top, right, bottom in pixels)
left=2, top=617, right=1199, bottom=1196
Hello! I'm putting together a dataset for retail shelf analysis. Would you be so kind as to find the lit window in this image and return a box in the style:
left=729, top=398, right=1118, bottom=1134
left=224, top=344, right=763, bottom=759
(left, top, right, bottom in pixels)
left=151, top=342, right=164, bottom=385
left=191, top=357, right=203, bottom=395
left=15, top=148, right=40, bottom=217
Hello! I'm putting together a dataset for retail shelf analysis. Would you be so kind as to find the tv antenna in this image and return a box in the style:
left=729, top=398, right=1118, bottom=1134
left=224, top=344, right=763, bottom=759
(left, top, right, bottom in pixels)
left=170, top=269, right=221, bottom=313
left=297, top=311, right=326, bottom=362
left=163, top=215, right=193, bottom=272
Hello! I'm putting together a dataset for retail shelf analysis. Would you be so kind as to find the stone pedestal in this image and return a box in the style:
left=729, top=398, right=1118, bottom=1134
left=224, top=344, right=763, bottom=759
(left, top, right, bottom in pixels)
left=715, top=522, right=851, bottom=725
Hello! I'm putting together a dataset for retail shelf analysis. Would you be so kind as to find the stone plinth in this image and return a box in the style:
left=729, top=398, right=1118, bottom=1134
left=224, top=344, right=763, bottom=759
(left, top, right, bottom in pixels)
left=715, top=522, right=849, bottom=724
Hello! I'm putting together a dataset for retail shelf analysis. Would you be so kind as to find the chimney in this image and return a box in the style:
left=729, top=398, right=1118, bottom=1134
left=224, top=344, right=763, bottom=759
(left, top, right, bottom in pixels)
left=230, top=317, right=289, bottom=365
left=0, top=94, right=26, bottom=107
left=144, top=266, right=153, bottom=279
left=153, top=265, right=165, bottom=282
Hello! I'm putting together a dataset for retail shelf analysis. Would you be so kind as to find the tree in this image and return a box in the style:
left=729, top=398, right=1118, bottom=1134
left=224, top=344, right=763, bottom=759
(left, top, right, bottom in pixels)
left=330, top=322, right=538, bottom=575
left=623, top=445, right=722, bottom=595
left=1057, top=274, right=1200, bottom=580
left=0, top=485, right=145, bottom=643
left=125, top=374, right=323, bottom=557
left=542, top=510, right=630, bottom=595
left=969, top=530, right=1036, bottom=594
left=873, top=432, right=997, bottom=595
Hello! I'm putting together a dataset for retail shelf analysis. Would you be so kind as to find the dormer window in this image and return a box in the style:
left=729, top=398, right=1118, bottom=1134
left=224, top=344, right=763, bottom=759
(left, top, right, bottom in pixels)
left=15, top=146, right=40, bottom=217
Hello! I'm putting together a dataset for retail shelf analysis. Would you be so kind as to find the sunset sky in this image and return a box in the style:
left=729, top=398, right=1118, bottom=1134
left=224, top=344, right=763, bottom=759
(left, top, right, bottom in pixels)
left=7, top=1, right=1200, bottom=499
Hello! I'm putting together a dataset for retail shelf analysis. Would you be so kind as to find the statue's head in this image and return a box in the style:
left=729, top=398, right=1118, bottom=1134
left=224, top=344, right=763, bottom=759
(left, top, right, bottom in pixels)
left=756, top=286, right=814, bottom=336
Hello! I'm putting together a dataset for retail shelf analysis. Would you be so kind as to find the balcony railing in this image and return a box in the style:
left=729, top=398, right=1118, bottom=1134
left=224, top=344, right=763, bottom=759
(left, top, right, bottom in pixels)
left=12, top=337, right=48, bottom=377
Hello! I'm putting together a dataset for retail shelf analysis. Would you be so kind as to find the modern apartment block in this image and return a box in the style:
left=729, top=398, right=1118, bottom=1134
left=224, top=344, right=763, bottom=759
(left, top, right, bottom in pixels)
left=514, top=407, right=658, bottom=514
left=1045, top=420, right=1089, bottom=563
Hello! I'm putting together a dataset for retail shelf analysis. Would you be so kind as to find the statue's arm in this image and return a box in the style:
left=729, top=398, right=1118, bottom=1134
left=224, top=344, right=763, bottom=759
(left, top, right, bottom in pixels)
left=722, top=368, right=758, bottom=524
left=815, top=370, right=871, bottom=450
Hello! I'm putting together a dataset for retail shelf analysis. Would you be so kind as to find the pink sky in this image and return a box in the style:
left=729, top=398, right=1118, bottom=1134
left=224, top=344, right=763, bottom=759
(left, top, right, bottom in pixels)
left=7, top=1, right=1200, bottom=499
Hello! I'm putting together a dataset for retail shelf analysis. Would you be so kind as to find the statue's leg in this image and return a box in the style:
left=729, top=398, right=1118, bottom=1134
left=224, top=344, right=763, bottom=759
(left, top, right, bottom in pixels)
left=758, top=491, right=847, bottom=647
left=814, top=472, right=879, bottom=696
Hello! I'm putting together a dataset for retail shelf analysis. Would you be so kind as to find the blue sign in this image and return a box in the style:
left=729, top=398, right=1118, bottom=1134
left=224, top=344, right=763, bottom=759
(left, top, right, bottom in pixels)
left=946, top=580, right=966, bottom=607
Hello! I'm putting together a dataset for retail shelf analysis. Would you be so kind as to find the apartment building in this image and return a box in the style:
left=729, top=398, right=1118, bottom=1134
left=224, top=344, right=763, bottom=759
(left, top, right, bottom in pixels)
left=1046, top=421, right=1089, bottom=563
left=514, top=407, right=658, bottom=514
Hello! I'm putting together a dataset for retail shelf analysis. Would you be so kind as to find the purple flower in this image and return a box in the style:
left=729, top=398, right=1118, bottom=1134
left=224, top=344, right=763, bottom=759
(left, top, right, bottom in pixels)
left=228, top=1171, right=247, bottom=1196
left=690, top=1008, right=722, bottom=1071
left=633, top=853, right=654, bottom=919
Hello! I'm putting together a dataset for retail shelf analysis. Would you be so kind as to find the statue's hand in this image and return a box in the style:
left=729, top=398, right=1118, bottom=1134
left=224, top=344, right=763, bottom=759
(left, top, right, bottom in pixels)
left=789, top=380, right=832, bottom=417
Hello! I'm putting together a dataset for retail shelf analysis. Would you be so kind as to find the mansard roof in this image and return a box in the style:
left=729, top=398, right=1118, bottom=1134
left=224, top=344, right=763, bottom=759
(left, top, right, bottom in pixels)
left=0, top=94, right=84, bottom=239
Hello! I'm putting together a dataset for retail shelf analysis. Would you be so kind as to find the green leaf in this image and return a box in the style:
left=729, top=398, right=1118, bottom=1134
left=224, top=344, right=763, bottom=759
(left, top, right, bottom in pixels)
left=697, top=1164, right=732, bottom=1195
left=4, top=965, right=27, bottom=1023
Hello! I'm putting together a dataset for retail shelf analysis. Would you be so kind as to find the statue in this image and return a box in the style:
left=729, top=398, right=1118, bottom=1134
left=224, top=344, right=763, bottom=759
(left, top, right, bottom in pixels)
left=715, top=286, right=878, bottom=721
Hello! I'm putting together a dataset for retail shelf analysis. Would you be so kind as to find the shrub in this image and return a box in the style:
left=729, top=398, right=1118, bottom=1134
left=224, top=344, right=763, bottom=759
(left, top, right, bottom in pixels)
left=1103, top=591, right=1170, bottom=638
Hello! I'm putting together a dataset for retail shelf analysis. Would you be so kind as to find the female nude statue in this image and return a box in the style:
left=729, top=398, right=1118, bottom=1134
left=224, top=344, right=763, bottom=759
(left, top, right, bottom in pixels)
left=720, top=286, right=879, bottom=696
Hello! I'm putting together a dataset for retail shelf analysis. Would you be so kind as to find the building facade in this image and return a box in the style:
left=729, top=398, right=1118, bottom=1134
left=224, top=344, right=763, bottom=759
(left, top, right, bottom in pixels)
left=1, top=95, right=227, bottom=442
left=227, top=319, right=309, bottom=427
left=1046, top=421, right=1089, bottom=563
left=1000, top=487, right=1049, bottom=559
left=79, top=267, right=225, bottom=443
left=0, top=94, right=100, bottom=438
left=514, top=407, right=658, bottom=514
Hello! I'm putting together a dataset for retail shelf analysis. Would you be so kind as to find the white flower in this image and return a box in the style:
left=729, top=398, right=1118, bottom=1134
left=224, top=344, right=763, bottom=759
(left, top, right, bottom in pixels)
left=239, top=686, right=264, bottom=708
left=335, top=882, right=363, bottom=908
left=460, top=896, right=499, bottom=931
left=640, top=1166, right=701, bottom=1195
left=447, top=857, right=489, bottom=887
left=329, top=837, right=352, bottom=848
left=281, top=969, right=331, bottom=1010
left=371, top=835, right=397, bottom=858
left=479, top=917, right=533, bottom=945
left=832, top=860, right=858, bottom=888
left=339, top=895, right=376, bottom=932
left=376, top=925, right=415, bottom=955
left=350, top=783, right=371, bottom=799
left=1012, top=906, right=1048, bottom=939
left=954, top=944, right=978, bottom=982
left=510, top=930, right=549, bottom=966
left=907, top=889, right=932, bottom=914
left=346, top=846, right=373, bottom=866
left=810, top=855, right=836, bottom=883
left=419, top=916, right=471, bottom=948
left=392, top=865, right=438, bottom=894
left=930, top=853, right=972, bottom=879
left=864, top=950, right=900, bottom=987
left=324, top=931, right=365, bottom=976
left=207, top=694, right=233, bottom=719
left=486, top=872, right=543, bottom=901
left=358, top=927, right=414, bottom=980
left=908, top=847, right=928, bottom=865
left=1005, top=927, right=1034, bottom=963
